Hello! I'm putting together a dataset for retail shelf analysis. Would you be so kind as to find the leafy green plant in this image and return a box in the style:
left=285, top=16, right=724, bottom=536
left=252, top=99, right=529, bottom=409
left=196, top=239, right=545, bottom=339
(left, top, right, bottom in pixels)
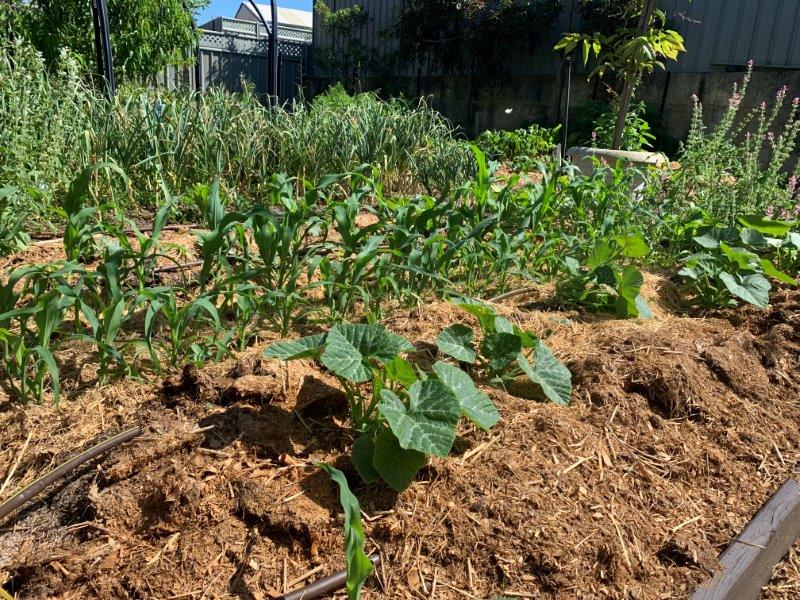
left=438, top=298, right=572, bottom=406
left=15, top=0, right=205, bottom=81
left=265, top=323, right=500, bottom=491
left=318, top=463, right=374, bottom=600
left=475, top=124, right=559, bottom=170
left=678, top=216, right=797, bottom=308
left=0, top=266, right=70, bottom=403
left=0, top=186, right=31, bottom=256
left=0, top=328, right=60, bottom=404
left=56, top=162, right=126, bottom=262
left=556, top=1, right=685, bottom=149
left=591, top=100, right=655, bottom=151
left=142, top=289, right=222, bottom=369
left=663, top=64, right=800, bottom=225
left=556, top=235, right=652, bottom=318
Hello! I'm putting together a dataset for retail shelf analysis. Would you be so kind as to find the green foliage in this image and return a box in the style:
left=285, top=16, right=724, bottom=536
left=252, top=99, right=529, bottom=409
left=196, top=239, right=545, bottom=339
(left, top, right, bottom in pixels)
left=13, top=0, right=206, bottom=81
left=265, top=323, right=500, bottom=491
left=591, top=100, right=655, bottom=151
left=475, top=124, right=560, bottom=170
left=556, top=235, right=652, bottom=319
left=317, top=463, right=374, bottom=600
left=663, top=64, right=800, bottom=225
left=314, top=1, right=370, bottom=90
left=677, top=214, right=797, bottom=309
left=555, top=9, right=685, bottom=82
left=395, top=0, right=562, bottom=80
left=555, top=4, right=685, bottom=149
left=0, top=43, right=474, bottom=223
left=439, top=298, right=572, bottom=406
left=0, top=187, right=31, bottom=256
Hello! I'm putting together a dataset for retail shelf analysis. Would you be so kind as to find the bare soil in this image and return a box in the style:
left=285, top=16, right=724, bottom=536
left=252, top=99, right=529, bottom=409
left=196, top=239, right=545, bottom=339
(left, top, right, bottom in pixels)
left=1, top=279, right=799, bottom=599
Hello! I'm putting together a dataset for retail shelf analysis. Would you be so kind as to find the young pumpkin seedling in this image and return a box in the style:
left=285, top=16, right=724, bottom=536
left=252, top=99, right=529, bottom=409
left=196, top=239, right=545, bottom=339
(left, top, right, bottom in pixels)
left=438, top=297, right=572, bottom=406
left=265, top=323, right=500, bottom=491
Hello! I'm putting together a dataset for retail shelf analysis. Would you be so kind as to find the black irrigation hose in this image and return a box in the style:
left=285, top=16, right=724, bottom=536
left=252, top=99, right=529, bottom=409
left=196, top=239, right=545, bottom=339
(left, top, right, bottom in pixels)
left=488, top=286, right=540, bottom=303
left=0, top=426, right=142, bottom=522
left=278, top=554, right=382, bottom=600
left=29, top=223, right=199, bottom=242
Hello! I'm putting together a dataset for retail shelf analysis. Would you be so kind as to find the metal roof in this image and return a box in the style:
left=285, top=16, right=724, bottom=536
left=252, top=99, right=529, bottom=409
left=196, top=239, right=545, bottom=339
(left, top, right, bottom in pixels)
left=236, top=3, right=313, bottom=30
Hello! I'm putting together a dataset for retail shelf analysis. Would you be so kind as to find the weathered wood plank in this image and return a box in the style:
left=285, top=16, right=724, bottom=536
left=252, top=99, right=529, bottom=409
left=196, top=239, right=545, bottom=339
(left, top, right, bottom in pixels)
left=692, top=478, right=800, bottom=600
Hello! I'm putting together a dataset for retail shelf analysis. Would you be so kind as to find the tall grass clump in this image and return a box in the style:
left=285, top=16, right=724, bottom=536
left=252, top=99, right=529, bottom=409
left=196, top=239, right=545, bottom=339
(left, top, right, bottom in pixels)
left=1, top=40, right=473, bottom=226
left=0, top=42, right=95, bottom=213
left=666, top=62, right=800, bottom=225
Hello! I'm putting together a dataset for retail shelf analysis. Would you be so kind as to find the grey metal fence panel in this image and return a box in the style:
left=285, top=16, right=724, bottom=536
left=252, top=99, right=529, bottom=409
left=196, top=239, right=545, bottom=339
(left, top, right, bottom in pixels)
left=312, top=0, right=800, bottom=79
left=155, top=18, right=311, bottom=101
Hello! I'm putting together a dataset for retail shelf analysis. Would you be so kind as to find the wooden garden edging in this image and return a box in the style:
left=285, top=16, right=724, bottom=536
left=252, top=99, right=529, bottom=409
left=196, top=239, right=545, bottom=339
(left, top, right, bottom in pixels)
left=692, top=477, right=800, bottom=600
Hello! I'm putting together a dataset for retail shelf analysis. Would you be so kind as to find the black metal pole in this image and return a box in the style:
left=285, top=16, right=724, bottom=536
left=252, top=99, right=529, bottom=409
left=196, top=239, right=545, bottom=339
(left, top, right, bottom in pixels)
left=563, top=57, right=572, bottom=157
left=248, top=0, right=280, bottom=103
left=91, top=0, right=116, bottom=96
left=270, top=0, right=279, bottom=101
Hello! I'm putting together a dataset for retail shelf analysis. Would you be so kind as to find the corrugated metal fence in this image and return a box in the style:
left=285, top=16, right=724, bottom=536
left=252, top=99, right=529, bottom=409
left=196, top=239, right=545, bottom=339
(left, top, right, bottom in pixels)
left=312, top=0, right=800, bottom=77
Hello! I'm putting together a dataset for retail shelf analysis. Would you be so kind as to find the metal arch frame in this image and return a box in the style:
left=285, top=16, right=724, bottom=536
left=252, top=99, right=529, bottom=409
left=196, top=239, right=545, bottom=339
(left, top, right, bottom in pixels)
left=89, top=0, right=281, bottom=100
left=91, top=0, right=116, bottom=96
left=247, top=0, right=280, bottom=102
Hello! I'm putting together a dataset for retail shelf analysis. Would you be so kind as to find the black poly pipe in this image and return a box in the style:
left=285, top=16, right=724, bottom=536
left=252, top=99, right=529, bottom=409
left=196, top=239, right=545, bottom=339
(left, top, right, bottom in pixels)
left=270, top=0, right=279, bottom=101
left=0, top=426, right=142, bottom=522
left=278, top=554, right=381, bottom=600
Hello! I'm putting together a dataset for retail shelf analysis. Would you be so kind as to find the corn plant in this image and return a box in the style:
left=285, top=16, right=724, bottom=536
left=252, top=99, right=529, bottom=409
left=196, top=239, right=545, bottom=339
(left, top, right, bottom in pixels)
left=56, top=163, right=127, bottom=262
left=101, top=193, right=176, bottom=290
left=142, top=288, right=222, bottom=369
left=0, top=328, right=60, bottom=404
left=265, top=323, right=500, bottom=491
left=0, top=266, right=75, bottom=403
left=318, top=463, right=374, bottom=600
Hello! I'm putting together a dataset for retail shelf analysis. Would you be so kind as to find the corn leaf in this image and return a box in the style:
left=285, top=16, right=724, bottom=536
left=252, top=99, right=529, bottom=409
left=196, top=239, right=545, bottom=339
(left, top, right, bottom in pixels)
left=317, top=463, right=374, bottom=600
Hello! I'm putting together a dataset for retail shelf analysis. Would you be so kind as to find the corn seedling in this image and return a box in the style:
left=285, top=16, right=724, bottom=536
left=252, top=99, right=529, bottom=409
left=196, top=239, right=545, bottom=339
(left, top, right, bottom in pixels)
left=318, top=463, right=374, bottom=600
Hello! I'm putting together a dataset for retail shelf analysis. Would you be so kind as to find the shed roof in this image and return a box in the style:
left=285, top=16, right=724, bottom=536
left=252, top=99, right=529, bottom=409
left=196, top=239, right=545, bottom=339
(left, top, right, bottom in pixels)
left=235, top=3, right=313, bottom=29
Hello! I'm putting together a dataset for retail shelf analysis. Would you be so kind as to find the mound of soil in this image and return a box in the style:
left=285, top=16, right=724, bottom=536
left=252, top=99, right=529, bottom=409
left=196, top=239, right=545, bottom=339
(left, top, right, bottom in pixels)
left=1, top=287, right=799, bottom=599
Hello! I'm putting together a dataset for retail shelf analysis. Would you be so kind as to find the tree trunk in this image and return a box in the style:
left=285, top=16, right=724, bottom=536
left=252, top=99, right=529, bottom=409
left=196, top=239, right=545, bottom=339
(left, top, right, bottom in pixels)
left=611, top=0, right=657, bottom=149
left=611, top=79, right=634, bottom=149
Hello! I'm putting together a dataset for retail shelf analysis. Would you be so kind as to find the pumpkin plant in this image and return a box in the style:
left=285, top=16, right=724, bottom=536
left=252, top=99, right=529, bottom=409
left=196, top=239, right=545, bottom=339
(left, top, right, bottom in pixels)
left=438, top=298, right=572, bottom=406
left=264, top=323, right=500, bottom=491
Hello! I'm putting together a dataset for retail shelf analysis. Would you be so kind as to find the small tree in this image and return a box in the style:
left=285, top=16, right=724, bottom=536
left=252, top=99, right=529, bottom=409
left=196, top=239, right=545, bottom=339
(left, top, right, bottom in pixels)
left=555, top=0, right=685, bottom=149
left=314, top=0, right=369, bottom=92
left=12, top=0, right=207, bottom=82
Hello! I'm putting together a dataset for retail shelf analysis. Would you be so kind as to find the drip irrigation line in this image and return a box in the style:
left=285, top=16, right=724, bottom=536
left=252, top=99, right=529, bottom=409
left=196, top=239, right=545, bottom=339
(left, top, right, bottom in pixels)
left=0, top=426, right=142, bottom=522
left=152, top=254, right=251, bottom=275
left=153, top=259, right=204, bottom=274
left=29, top=223, right=199, bottom=242
left=488, top=286, right=540, bottom=303
left=277, top=554, right=381, bottom=600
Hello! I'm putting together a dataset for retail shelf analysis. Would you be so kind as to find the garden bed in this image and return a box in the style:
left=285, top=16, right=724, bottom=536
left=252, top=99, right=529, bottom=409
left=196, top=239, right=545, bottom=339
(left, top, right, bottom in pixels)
left=1, top=282, right=799, bottom=599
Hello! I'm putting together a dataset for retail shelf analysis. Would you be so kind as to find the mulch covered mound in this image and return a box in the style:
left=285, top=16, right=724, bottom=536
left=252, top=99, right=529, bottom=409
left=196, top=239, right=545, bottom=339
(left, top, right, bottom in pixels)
left=1, top=288, right=799, bottom=599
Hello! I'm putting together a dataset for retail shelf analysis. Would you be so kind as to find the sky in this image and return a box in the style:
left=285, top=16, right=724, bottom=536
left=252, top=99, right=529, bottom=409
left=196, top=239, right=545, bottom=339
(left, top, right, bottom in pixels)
left=195, top=0, right=313, bottom=24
